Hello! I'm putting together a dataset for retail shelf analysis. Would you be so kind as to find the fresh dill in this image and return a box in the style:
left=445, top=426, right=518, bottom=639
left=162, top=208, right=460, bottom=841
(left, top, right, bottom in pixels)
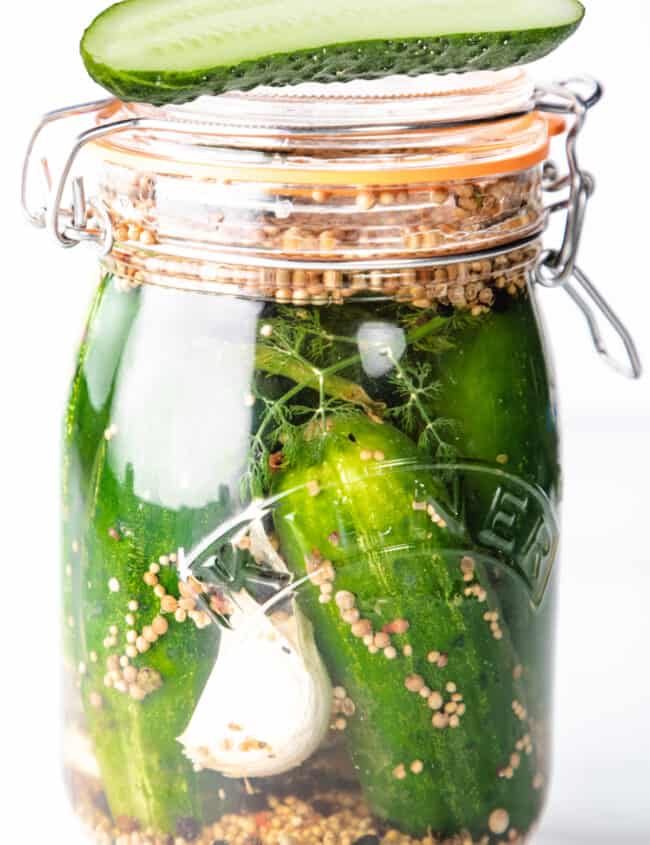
left=242, top=305, right=469, bottom=501
left=385, top=357, right=459, bottom=460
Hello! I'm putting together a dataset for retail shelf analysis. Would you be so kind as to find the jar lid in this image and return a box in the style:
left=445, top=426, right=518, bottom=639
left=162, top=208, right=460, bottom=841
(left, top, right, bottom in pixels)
left=88, top=68, right=554, bottom=185
left=157, top=68, right=536, bottom=128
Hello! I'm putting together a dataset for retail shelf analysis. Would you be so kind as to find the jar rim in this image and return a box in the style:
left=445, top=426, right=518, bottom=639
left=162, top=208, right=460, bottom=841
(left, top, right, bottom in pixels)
left=88, top=69, right=555, bottom=186
left=129, top=68, right=536, bottom=131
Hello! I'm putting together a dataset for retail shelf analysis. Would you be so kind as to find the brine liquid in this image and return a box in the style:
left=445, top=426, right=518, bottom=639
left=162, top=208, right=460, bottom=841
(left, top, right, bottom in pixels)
left=63, top=277, right=558, bottom=845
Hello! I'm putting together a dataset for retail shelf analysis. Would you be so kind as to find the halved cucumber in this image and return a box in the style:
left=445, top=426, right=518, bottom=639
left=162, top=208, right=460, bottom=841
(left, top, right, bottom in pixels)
left=81, top=0, right=585, bottom=105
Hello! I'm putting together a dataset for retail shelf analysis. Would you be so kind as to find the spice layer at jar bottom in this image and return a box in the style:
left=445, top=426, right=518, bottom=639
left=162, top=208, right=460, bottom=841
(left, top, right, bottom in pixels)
left=63, top=272, right=560, bottom=845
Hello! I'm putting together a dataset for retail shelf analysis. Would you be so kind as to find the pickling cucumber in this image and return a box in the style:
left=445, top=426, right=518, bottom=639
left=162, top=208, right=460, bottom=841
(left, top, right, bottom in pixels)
left=63, top=275, right=140, bottom=665
left=432, top=295, right=560, bottom=723
left=64, top=276, right=242, bottom=834
left=81, top=0, right=585, bottom=105
left=434, top=297, right=560, bottom=524
left=79, top=461, right=233, bottom=832
left=273, top=414, right=543, bottom=839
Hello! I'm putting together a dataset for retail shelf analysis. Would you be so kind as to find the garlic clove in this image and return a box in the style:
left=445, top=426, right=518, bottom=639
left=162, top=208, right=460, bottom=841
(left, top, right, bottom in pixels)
left=177, top=591, right=331, bottom=778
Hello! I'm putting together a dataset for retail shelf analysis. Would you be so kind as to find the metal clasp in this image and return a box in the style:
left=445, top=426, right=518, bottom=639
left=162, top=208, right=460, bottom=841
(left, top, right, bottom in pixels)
left=22, top=98, right=121, bottom=256
left=534, top=76, right=642, bottom=380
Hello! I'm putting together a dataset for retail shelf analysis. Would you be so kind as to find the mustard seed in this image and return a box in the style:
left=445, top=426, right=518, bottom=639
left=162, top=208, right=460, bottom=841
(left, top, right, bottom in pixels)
left=489, top=809, right=510, bottom=835
left=161, top=595, right=178, bottom=614
left=356, top=192, right=375, bottom=211
left=432, top=712, right=449, bottom=730
left=152, top=616, right=168, bottom=636
left=405, top=674, right=425, bottom=693
left=392, top=764, right=407, bottom=780
left=428, top=692, right=443, bottom=711
left=335, top=591, right=356, bottom=611
left=342, top=608, right=360, bottom=624
left=136, top=636, right=150, bottom=653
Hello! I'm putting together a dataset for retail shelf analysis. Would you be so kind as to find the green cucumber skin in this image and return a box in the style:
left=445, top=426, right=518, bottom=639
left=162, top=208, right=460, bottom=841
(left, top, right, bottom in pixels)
left=433, top=296, right=560, bottom=712
left=273, top=414, right=542, bottom=839
left=435, top=297, right=560, bottom=513
left=63, top=276, right=141, bottom=667
left=82, top=26, right=580, bottom=106
left=80, top=457, right=230, bottom=830
left=63, top=277, right=245, bottom=833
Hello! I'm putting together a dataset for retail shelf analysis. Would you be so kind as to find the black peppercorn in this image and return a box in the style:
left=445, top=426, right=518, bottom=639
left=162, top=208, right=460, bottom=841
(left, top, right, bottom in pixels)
left=312, top=798, right=335, bottom=817
left=176, top=816, right=200, bottom=840
left=353, top=837, right=380, bottom=845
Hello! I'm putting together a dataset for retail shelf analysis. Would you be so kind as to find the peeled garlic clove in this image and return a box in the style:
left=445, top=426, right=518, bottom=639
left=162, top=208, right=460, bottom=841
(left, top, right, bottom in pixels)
left=177, top=591, right=331, bottom=778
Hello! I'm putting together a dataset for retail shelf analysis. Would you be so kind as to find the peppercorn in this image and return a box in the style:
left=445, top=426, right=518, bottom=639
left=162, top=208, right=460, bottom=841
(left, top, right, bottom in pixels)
left=176, top=817, right=200, bottom=840
left=353, top=836, right=380, bottom=845
left=312, top=798, right=335, bottom=817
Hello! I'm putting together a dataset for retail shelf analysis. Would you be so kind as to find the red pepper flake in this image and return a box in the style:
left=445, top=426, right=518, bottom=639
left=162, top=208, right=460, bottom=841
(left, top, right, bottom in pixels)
left=115, top=816, right=140, bottom=833
left=254, top=812, right=272, bottom=830
left=269, top=451, right=285, bottom=472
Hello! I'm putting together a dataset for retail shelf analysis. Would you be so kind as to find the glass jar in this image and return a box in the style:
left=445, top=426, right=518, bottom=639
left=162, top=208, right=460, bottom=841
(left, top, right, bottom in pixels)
left=23, top=69, right=641, bottom=845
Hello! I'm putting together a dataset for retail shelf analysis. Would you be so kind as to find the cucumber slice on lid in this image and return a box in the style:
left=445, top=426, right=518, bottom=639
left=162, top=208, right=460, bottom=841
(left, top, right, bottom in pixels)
left=81, top=0, right=585, bottom=106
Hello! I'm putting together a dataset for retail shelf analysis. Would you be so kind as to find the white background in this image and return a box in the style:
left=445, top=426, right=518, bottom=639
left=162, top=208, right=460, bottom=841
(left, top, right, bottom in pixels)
left=1, top=2, right=649, bottom=843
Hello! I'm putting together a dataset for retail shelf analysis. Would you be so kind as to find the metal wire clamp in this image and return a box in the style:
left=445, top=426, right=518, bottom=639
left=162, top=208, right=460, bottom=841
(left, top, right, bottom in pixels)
left=533, top=77, right=641, bottom=379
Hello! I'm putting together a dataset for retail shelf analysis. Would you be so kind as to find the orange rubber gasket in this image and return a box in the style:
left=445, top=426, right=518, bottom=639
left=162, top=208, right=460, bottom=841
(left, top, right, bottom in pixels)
left=92, top=112, right=564, bottom=187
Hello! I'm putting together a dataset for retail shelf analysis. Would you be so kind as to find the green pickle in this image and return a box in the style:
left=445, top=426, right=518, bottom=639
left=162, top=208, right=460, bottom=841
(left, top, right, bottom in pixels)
left=273, top=414, right=543, bottom=836
left=64, top=279, right=558, bottom=843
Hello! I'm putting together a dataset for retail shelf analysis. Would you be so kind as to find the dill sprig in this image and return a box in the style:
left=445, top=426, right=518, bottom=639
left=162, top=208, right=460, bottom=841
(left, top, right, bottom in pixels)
left=399, top=308, right=480, bottom=355
left=385, top=356, right=458, bottom=460
left=243, top=305, right=472, bottom=501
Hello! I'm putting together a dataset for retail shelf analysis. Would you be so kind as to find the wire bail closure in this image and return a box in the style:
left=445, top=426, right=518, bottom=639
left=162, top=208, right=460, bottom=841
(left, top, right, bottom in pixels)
left=534, top=76, right=641, bottom=379
left=21, top=77, right=641, bottom=379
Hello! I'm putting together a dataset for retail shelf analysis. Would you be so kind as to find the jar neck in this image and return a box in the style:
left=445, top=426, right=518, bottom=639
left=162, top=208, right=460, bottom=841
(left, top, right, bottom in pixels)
left=99, top=153, right=543, bottom=308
